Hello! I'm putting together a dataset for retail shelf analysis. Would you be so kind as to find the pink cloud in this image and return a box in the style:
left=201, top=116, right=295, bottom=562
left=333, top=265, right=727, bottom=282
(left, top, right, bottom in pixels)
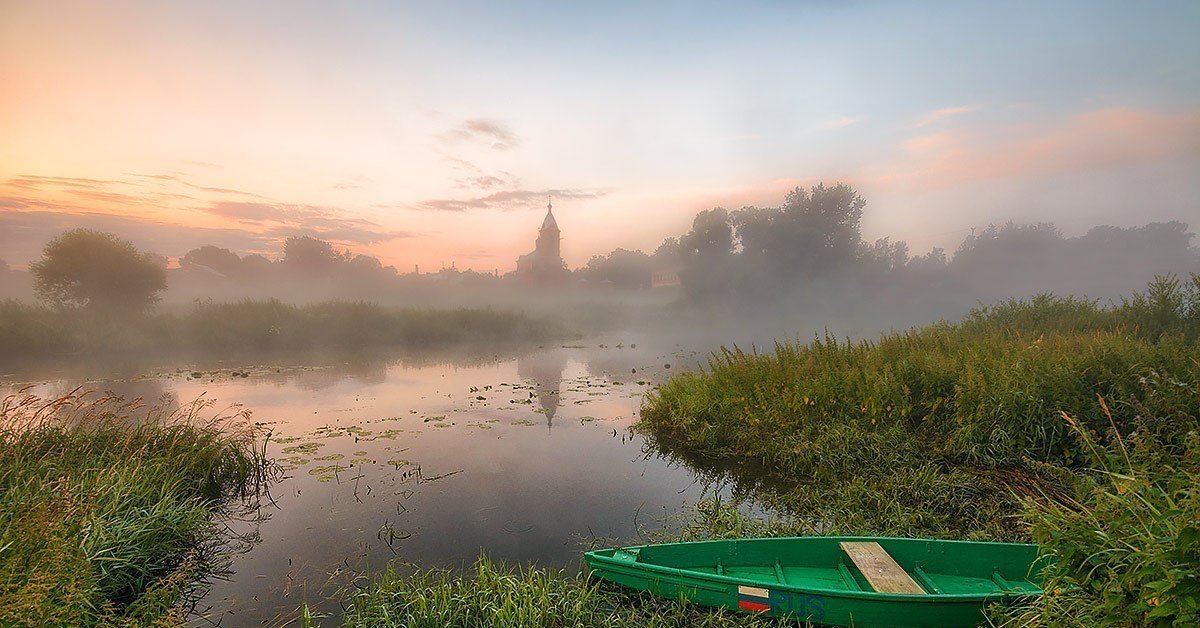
left=819, top=115, right=863, bottom=130
left=911, top=105, right=977, bottom=128
left=876, top=107, right=1200, bottom=193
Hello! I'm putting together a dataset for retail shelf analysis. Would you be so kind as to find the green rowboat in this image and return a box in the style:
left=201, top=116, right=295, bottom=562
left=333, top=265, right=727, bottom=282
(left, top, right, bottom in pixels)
left=584, top=537, right=1047, bottom=627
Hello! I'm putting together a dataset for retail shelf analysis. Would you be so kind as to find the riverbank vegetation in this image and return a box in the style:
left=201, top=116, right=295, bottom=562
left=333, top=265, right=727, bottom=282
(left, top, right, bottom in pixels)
left=640, top=274, right=1200, bottom=626
left=0, top=391, right=275, bottom=626
left=0, top=299, right=564, bottom=362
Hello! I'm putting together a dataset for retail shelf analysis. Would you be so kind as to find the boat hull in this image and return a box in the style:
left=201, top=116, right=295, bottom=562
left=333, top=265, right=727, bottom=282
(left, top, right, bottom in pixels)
left=584, top=537, right=1045, bottom=628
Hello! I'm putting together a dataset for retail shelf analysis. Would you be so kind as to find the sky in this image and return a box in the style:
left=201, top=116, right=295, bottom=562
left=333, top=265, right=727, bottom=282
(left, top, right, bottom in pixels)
left=2, top=1, right=1198, bottom=272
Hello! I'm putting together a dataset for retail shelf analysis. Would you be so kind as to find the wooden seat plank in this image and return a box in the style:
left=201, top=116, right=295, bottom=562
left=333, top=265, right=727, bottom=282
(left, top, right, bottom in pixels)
left=840, top=541, right=926, bottom=595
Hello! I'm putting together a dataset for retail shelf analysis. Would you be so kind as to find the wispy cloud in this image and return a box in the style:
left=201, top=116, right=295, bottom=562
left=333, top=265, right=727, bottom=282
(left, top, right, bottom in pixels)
left=199, top=201, right=410, bottom=244
left=414, top=187, right=609, bottom=212
left=818, top=115, right=863, bottom=130
left=6, top=175, right=127, bottom=191
left=911, top=105, right=977, bottom=128
left=440, top=118, right=520, bottom=150
left=0, top=172, right=411, bottom=265
left=331, top=175, right=372, bottom=191
left=128, top=173, right=266, bottom=198
left=878, top=107, right=1200, bottom=192
left=441, top=156, right=520, bottom=190
left=205, top=201, right=285, bottom=222
left=0, top=209, right=277, bottom=267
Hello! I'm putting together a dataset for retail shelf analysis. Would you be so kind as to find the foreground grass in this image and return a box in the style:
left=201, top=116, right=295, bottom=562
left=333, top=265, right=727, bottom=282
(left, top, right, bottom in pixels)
left=997, top=421, right=1199, bottom=626
left=0, top=391, right=275, bottom=626
left=302, top=555, right=796, bottom=628
left=0, top=299, right=565, bottom=361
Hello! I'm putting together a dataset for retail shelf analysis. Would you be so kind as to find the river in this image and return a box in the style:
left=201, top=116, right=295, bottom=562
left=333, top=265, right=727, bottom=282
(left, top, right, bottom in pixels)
left=3, top=338, right=729, bottom=625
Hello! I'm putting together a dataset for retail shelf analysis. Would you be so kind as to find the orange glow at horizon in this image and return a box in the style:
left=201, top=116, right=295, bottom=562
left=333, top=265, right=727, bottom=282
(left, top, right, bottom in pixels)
left=3, top=3, right=1198, bottom=272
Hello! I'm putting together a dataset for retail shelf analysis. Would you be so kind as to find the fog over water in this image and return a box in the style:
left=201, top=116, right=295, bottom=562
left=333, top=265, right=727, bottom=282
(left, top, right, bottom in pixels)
left=2, top=3, right=1199, bottom=625
left=4, top=338, right=738, bottom=624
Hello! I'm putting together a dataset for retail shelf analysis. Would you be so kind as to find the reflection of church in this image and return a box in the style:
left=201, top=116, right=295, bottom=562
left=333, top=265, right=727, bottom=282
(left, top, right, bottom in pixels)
left=517, top=349, right=567, bottom=430
left=515, top=198, right=565, bottom=282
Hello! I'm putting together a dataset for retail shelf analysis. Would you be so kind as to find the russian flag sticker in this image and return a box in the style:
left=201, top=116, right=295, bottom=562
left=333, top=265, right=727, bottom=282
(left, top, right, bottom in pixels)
left=737, top=585, right=771, bottom=612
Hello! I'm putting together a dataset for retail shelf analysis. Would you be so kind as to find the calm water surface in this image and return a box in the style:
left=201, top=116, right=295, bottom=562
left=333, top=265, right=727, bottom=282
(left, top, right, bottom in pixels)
left=4, top=340, right=722, bottom=626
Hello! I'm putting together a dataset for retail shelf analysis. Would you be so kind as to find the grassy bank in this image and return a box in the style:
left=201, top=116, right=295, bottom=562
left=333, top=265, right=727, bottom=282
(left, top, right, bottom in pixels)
left=640, top=274, right=1199, bottom=625
left=0, top=299, right=564, bottom=362
left=0, top=391, right=275, bottom=626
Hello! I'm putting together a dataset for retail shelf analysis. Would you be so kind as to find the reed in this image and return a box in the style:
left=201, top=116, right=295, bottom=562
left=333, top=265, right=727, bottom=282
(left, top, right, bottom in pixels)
left=0, top=390, right=275, bottom=626
left=301, top=555, right=798, bottom=627
left=991, top=408, right=1200, bottom=627
left=639, top=275, right=1199, bottom=539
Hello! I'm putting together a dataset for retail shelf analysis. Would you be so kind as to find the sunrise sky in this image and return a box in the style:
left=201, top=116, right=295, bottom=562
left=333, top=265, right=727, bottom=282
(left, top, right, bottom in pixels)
left=2, top=1, right=1198, bottom=272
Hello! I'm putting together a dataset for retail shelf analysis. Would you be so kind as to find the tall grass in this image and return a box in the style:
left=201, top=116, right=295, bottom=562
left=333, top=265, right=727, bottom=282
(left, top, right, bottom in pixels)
left=302, top=555, right=796, bottom=628
left=992, top=407, right=1200, bottom=627
left=0, top=390, right=276, bottom=626
left=640, top=275, right=1200, bottom=539
left=635, top=275, right=1198, bottom=624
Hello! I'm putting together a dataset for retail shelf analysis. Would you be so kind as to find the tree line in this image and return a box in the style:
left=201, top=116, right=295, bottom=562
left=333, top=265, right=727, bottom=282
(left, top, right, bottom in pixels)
left=8, top=182, right=1198, bottom=312
left=590, top=183, right=1197, bottom=307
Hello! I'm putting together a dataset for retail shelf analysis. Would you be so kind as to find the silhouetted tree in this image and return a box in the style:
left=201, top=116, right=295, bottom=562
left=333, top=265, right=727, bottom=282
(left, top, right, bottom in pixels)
left=346, top=253, right=383, bottom=274
left=240, top=253, right=274, bottom=278
left=680, top=208, right=734, bottom=262
left=652, top=237, right=682, bottom=264
left=907, top=247, right=947, bottom=272
left=860, top=237, right=910, bottom=273
left=30, top=229, right=166, bottom=310
left=679, top=208, right=737, bottom=299
left=583, top=248, right=653, bottom=288
left=180, top=245, right=243, bottom=278
left=282, top=236, right=348, bottom=274
left=779, top=183, right=866, bottom=274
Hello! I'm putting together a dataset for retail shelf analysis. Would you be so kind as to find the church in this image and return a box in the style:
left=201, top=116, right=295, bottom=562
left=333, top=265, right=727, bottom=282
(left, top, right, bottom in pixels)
left=515, top=198, right=565, bottom=282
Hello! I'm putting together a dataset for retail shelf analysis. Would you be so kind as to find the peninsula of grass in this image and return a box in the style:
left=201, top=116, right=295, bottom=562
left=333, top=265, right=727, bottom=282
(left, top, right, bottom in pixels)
left=640, top=274, right=1200, bottom=626
left=0, top=299, right=564, bottom=362
left=0, top=391, right=275, bottom=626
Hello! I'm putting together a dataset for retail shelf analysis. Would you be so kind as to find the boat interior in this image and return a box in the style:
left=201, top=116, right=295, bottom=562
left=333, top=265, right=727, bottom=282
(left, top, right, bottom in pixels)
left=605, top=537, right=1046, bottom=597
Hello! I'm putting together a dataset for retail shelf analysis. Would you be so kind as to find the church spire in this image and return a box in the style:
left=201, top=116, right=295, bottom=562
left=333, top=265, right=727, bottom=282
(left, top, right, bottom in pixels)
left=540, top=195, right=559, bottom=231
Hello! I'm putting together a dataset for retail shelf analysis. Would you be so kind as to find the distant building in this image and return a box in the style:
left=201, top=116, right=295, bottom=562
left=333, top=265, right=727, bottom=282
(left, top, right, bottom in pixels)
left=515, top=198, right=565, bottom=282
left=651, top=267, right=682, bottom=288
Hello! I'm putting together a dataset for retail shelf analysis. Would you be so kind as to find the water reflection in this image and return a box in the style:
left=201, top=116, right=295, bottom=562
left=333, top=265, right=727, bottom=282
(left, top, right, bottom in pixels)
left=2, top=339, right=721, bottom=626
left=517, top=347, right=567, bottom=429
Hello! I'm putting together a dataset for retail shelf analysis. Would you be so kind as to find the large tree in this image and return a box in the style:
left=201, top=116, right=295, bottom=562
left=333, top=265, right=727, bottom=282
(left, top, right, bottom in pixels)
left=680, top=207, right=733, bottom=262
left=281, top=236, right=348, bottom=274
left=180, top=245, right=243, bottom=278
left=583, top=248, right=653, bottom=289
left=30, top=229, right=167, bottom=310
